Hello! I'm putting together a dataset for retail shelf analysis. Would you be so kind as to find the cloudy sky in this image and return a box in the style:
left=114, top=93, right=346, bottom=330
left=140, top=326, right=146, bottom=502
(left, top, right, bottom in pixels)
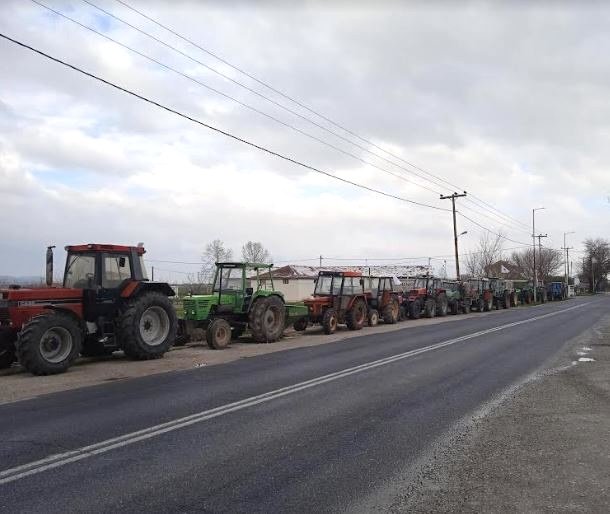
left=1, top=0, right=609, bottom=281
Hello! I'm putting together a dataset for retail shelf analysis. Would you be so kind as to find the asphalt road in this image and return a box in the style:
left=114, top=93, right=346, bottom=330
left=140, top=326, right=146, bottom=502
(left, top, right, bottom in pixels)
left=0, top=295, right=607, bottom=513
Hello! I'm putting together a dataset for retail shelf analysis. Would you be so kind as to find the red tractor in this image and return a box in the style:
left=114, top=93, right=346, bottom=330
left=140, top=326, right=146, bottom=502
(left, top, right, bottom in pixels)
left=364, top=276, right=402, bottom=325
left=0, top=244, right=177, bottom=375
left=404, top=276, right=449, bottom=319
left=302, top=271, right=368, bottom=334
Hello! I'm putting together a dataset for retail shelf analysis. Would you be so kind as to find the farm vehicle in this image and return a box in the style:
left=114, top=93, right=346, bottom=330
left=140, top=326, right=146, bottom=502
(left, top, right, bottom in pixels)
left=546, top=281, right=567, bottom=301
left=467, top=278, right=494, bottom=312
left=404, top=276, right=449, bottom=319
left=180, top=262, right=308, bottom=349
left=364, top=276, right=402, bottom=325
left=513, top=281, right=547, bottom=304
left=489, top=279, right=517, bottom=309
left=301, top=271, right=368, bottom=334
left=0, top=244, right=178, bottom=375
left=440, top=279, right=474, bottom=314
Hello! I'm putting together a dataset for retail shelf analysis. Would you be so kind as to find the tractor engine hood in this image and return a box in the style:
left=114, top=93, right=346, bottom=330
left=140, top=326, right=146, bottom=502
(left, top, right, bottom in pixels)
left=0, top=287, right=83, bottom=303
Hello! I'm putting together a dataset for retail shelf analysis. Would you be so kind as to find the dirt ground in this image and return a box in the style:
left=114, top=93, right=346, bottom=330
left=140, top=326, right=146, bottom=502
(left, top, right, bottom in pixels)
left=0, top=308, right=508, bottom=405
left=391, top=312, right=610, bottom=513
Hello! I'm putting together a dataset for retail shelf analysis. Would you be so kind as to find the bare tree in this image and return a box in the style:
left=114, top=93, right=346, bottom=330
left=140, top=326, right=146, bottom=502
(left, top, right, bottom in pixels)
left=464, top=231, right=505, bottom=277
left=510, top=246, right=563, bottom=282
left=241, top=241, right=271, bottom=263
left=200, top=239, right=233, bottom=283
left=579, top=238, right=610, bottom=291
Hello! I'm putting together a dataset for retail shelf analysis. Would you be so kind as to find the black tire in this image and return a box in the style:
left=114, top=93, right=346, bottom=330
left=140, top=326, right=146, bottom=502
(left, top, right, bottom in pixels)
left=293, top=317, right=308, bottom=332
left=382, top=300, right=399, bottom=324
left=322, top=308, right=338, bottom=334
left=409, top=300, right=422, bottom=319
left=80, top=341, right=114, bottom=357
left=119, top=292, right=177, bottom=360
left=16, top=312, right=82, bottom=375
left=0, top=330, right=16, bottom=369
left=346, top=298, right=367, bottom=330
left=449, top=301, right=458, bottom=315
left=206, top=318, right=232, bottom=349
left=368, top=309, right=379, bottom=327
left=436, top=295, right=448, bottom=317
left=249, top=295, right=286, bottom=343
left=484, top=298, right=493, bottom=312
left=231, top=326, right=245, bottom=340
left=424, top=298, right=436, bottom=318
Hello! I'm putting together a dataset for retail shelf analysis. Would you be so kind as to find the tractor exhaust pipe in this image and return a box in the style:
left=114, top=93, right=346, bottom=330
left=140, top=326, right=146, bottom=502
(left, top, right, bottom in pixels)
left=46, top=245, right=55, bottom=287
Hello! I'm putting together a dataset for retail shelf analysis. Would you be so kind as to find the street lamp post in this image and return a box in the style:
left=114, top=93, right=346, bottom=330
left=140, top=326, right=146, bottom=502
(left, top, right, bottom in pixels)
left=532, top=207, right=545, bottom=303
left=563, top=231, right=575, bottom=286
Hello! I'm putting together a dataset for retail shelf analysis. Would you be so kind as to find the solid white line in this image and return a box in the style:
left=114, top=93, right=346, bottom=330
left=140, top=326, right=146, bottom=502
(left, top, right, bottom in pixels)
left=0, top=301, right=589, bottom=485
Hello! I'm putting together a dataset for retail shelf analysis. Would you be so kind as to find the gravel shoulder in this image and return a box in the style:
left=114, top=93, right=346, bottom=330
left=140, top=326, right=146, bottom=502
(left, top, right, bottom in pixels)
left=390, top=310, right=610, bottom=513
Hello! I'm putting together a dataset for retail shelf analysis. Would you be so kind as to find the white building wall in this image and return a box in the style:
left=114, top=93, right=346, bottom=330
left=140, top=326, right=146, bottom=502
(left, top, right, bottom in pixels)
left=254, top=278, right=316, bottom=302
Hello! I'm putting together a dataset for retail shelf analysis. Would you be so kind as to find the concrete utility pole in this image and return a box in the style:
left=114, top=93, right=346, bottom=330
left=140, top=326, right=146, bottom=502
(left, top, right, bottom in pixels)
left=536, top=234, right=547, bottom=288
left=532, top=207, right=545, bottom=303
left=319, top=255, right=323, bottom=268
left=440, top=191, right=467, bottom=280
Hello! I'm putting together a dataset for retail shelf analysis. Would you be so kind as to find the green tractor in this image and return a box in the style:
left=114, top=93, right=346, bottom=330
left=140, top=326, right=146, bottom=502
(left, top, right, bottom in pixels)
left=180, top=262, right=307, bottom=349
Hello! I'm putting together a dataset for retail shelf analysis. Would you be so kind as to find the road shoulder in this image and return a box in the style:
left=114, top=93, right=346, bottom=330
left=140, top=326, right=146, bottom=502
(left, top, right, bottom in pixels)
left=390, top=312, right=610, bottom=513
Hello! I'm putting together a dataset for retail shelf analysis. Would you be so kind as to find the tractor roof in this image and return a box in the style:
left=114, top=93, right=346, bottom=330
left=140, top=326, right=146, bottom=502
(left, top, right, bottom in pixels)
left=66, top=244, right=145, bottom=255
left=216, top=262, right=273, bottom=269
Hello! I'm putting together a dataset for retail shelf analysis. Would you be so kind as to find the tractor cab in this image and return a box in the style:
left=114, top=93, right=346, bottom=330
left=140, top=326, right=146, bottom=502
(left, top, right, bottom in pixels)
left=364, top=276, right=401, bottom=325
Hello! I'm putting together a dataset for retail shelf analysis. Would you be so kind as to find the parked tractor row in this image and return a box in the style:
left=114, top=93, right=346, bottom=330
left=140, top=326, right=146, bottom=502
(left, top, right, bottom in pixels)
left=0, top=245, right=573, bottom=377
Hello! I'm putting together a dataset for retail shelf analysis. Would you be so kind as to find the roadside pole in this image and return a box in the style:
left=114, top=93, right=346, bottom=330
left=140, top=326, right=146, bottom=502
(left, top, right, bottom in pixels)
left=532, top=207, right=545, bottom=303
left=440, top=191, right=467, bottom=280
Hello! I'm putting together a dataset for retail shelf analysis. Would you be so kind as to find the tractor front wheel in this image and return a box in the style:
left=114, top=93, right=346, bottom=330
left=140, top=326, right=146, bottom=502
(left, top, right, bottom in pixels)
left=322, top=308, right=338, bottom=334
left=119, top=292, right=177, bottom=360
left=424, top=299, right=436, bottom=318
left=409, top=300, right=422, bottom=319
left=0, top=331, right=16, bottom=369
left=293, top=317, right=308, bottom=332
left=346, top=299, right=367, bottom=330
left=16, top=312, right=82, bottom=375
left=249, top=295, right=286, bottom=343
left=368, top=309, right=379, bottom=327
left=206, top=319, right=232, bottom=349
left=436, top=295, right=448, bottom=317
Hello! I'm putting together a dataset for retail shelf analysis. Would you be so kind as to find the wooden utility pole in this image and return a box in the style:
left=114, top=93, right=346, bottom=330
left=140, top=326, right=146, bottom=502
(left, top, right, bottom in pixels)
left=440, top=191, right=467, bottom=280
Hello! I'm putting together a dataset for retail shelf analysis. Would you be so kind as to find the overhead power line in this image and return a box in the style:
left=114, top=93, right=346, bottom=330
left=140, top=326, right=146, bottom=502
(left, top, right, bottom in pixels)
left=35, top=0, right=529, bottom=234
left=32, top=0, right=446, bottom=197
left=0, top=32, right=450, bottom=212
left=457, top=212, right=531, bottom=246
left=113, top=0, right=530, bottom=231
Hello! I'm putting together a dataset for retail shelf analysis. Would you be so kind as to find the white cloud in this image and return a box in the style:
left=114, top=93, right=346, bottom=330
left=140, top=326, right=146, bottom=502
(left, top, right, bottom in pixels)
left=1, top=0, right=609, bottom=279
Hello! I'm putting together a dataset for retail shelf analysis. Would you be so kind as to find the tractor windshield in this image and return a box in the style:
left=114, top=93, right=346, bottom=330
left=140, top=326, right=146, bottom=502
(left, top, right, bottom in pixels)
left=365, top=277, right=379, bottom=294
left=213, top=267, right=243, bottom=293
left=64, top=253, right=96, bottom=289
left=414, top=278, right=428, bottom=289
left=314, top=275, right=334, bottom=295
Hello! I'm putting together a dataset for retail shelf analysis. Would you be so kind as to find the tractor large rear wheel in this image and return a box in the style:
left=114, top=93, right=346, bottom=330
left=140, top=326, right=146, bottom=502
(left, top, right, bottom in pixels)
left=16, top=312, right=82, bottom=375
left=249, top=295, right=286, bottom=343
left=119, top=292, right=177, bottom=360
left=382, top=300, right=399, bottom=324
left=0, top=330, right=16, bottom=369
left=346, top=298, right=367, bottom=330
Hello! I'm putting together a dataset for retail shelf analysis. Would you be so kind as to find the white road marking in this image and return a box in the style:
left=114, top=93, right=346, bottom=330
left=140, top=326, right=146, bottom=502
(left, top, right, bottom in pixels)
left=0, top=301, right=590, bottom=485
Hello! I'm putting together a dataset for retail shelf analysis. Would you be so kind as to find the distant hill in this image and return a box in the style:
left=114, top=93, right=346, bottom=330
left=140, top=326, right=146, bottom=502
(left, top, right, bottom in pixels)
left=0, top=275, right=45, bottom=286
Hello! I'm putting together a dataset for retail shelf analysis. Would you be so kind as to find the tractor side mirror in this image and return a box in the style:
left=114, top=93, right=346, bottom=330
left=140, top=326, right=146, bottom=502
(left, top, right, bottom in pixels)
left=119, top=256, right=126, bottom=268
left=245, top=287, right=254, bottom=295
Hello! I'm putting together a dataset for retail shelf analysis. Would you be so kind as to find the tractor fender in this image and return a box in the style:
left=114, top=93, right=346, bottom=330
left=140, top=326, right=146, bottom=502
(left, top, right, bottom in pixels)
left=32, top=306, right=87, bottom=334
left=120, top=281, right=175, bottom=299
